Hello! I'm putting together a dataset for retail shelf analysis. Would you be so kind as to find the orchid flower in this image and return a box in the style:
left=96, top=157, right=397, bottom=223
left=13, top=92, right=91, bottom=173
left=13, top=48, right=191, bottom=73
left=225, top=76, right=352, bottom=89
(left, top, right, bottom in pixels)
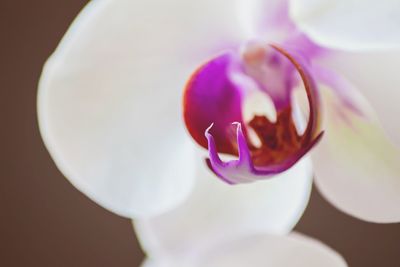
left=181, top=0, right=400, bottom=224
left=38, top=0, right=400, bottom=265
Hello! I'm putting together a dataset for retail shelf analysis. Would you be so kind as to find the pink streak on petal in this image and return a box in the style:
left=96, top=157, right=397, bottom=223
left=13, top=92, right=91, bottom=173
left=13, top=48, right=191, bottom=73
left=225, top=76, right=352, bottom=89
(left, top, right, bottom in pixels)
left=313, top=66, right=366, bottom=117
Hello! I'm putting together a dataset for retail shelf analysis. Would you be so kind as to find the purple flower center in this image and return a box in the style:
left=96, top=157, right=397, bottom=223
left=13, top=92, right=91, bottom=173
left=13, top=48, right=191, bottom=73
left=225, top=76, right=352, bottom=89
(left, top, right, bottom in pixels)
left=183, top=43, right=323, bottom=184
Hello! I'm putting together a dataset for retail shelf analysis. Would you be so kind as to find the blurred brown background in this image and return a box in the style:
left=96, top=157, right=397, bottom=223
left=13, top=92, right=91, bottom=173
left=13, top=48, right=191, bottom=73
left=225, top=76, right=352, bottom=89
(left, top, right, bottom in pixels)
left=1, top=1, right=399, bottom=266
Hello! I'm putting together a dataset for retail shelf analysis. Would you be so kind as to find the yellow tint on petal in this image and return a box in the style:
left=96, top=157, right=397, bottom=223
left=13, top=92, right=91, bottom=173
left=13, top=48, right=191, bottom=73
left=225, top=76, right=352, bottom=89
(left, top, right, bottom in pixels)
left=313, top=86, right=400, bottom=222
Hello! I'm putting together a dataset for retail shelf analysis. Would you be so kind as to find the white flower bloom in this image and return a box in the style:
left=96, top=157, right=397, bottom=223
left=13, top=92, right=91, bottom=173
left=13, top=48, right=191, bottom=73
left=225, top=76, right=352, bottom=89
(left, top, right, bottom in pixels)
left=37, top=0, right=400, bottom=264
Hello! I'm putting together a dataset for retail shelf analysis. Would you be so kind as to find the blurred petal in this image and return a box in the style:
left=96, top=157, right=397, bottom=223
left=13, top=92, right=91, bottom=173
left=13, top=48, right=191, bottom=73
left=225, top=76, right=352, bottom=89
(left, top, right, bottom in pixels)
left=290, top=0, right=400, bottom=50
left=134, top=156, right=313, bottom=257
left=312, top=77, right=400, bottom=222
left=141, top=259, right=168, bottom=267
left=141, top=233, right=347, bottom=267
left=38, top=0, right=244, bottom=217
left=236, top=0, right=294, bottom=41
left=318, top=51, right=400, bottom=148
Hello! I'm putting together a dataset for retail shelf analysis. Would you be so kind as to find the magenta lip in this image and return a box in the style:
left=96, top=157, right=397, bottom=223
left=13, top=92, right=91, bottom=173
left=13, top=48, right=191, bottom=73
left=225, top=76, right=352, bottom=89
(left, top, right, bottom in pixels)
left=184, top=44, right=323, bottom=184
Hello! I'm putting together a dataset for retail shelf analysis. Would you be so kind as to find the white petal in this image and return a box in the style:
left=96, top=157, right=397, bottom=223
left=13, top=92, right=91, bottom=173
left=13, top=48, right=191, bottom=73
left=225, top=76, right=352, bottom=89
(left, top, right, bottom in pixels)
left=312, top=81, right=400, bottom=223
left=141, top=233, right=347, bottom=267
left=236, top=0, right=293, bottom=41
left=38, top=0, right=244, bottom=218
left=134, top=156, right=313, bottom=257
left=318, top=51, right=400, bottom=149
left=290, top=0, right=400, bottom=51
left=141, top=258, right=168, bottom=267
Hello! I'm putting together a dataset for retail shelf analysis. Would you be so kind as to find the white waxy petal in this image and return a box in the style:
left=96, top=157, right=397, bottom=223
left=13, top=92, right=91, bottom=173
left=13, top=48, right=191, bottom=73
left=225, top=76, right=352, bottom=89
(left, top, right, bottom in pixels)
left=312, top=83, right=400, bottom=223
left=140, top=233, right=347, bottom=267
left=318, top=51, right=400, bottom=149
left=290, top=0, right=400, bottom=51
left=134, top=156, right=313, bottom=257
left=38, top=0, right=245, bottom=218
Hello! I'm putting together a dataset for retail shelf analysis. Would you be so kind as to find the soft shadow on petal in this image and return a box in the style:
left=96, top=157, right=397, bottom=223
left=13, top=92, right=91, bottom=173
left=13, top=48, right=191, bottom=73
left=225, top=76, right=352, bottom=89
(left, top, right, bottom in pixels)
left=38, top=0, right=244, bottom=218
left=311, top=82, right=400, bottom=223
left=289, top=0, right=400, bottom=51
left=141, top=233, right=347, bottom=267
left=134, top=155, right=313, bottom=258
